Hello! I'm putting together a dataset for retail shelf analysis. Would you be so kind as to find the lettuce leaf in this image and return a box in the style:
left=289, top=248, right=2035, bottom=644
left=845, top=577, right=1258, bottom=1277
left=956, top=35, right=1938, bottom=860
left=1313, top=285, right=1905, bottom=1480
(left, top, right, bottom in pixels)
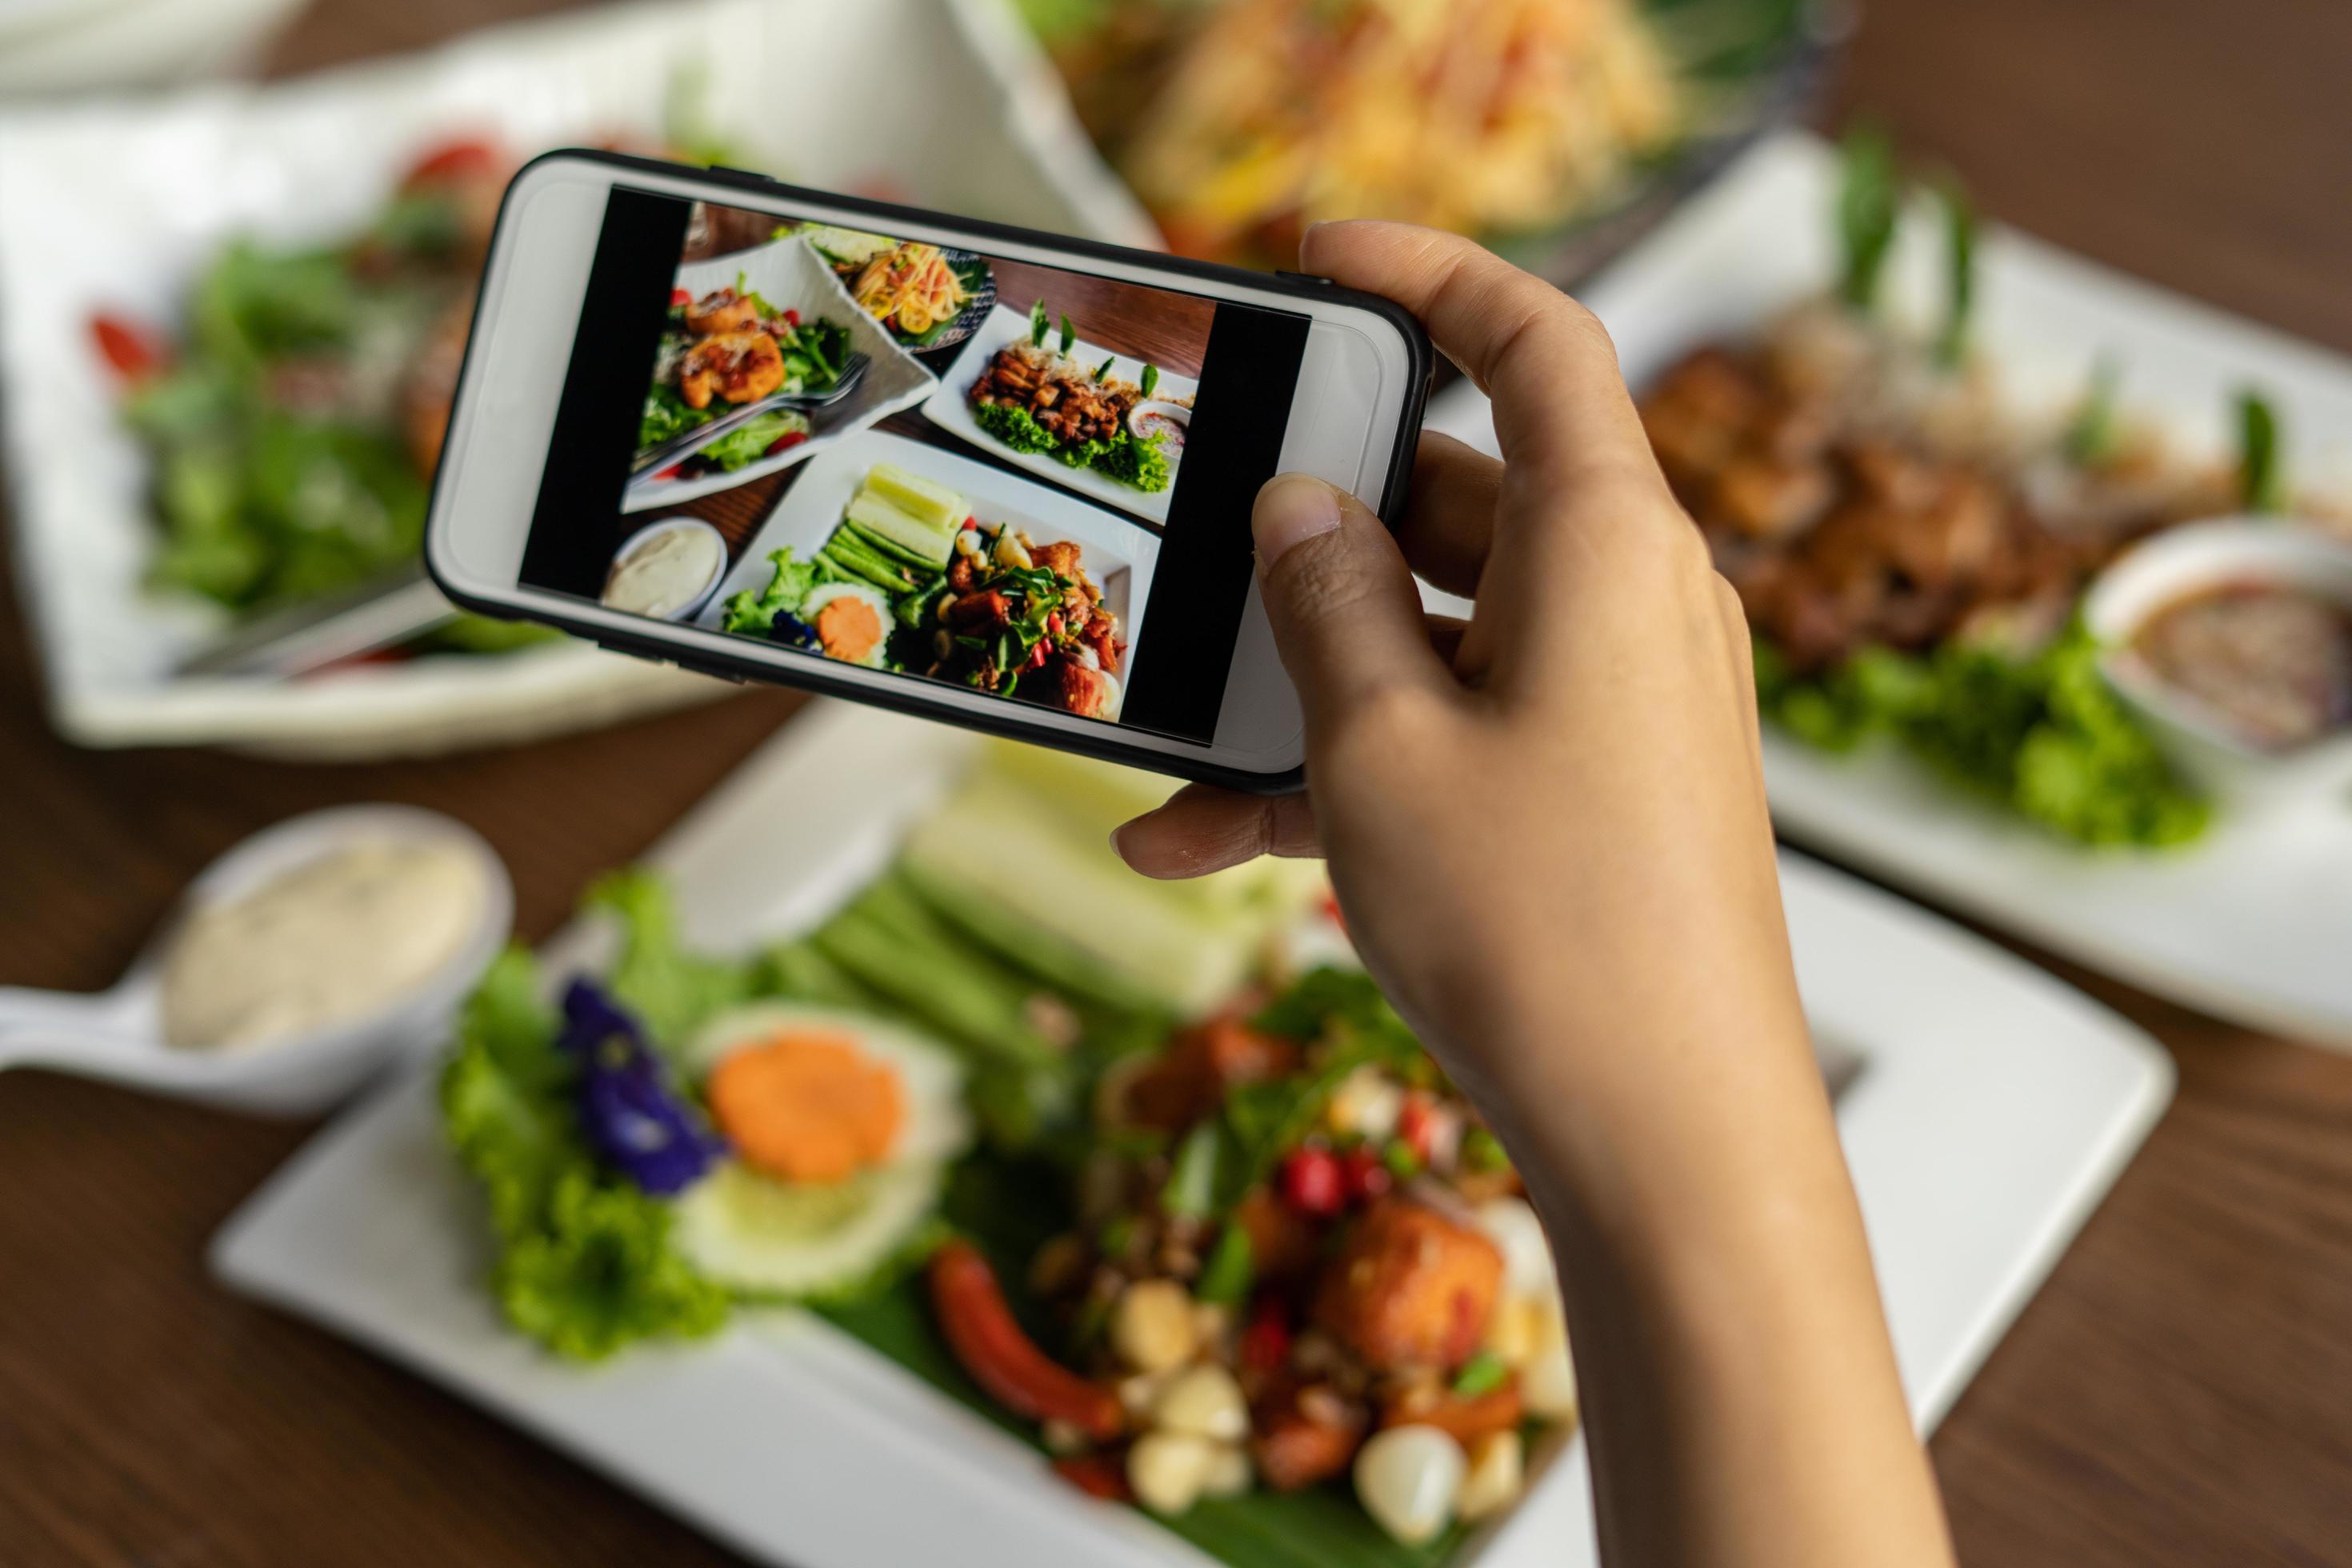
left=587, top=869, right=758, bottom=1050
left=1754, top=626, right=2210, bottom=846
left=970, top=400, right=1171, bottom=493
left=438, top=948, right=727, bottom=1360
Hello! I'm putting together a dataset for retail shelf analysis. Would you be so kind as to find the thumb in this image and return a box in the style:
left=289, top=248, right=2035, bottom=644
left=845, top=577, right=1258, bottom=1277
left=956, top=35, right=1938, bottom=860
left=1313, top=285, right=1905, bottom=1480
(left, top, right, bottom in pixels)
left=1252, top=473, right=1446, bottom=729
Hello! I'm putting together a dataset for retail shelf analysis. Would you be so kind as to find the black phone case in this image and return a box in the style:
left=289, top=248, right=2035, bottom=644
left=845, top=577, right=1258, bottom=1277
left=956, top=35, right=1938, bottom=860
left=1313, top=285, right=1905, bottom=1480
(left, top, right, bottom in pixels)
left=426, top=148, right=1436, bottom=794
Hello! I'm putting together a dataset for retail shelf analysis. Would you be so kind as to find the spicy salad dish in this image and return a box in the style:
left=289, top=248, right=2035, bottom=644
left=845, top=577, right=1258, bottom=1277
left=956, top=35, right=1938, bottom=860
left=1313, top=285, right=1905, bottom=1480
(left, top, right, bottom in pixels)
left=1639, top=133, right=2352, bottom=849
left=439, top=740, right=1572, bottom=1562
left=713, top=454, right=1134, bottom=721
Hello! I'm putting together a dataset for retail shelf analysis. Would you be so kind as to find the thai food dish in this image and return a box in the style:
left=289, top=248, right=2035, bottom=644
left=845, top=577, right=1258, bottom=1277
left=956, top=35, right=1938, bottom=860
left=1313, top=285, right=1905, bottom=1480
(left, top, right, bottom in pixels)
left=802, top=226, right=990, bottom=348
left=967, top=300, right=1182, bottom=494
left=87, top=137, right=546, bottom=654
left=90, top=118, right=747, bottom=659
left=1028, top=0, right=1680, bottom=267
left=635, top=278, right=854, bottom=478
left=440, top=744, right=1574, bottom=1558
left=722, top=463, right=1127, bottom=719
left=1638, top=133, right=2348, bottom=846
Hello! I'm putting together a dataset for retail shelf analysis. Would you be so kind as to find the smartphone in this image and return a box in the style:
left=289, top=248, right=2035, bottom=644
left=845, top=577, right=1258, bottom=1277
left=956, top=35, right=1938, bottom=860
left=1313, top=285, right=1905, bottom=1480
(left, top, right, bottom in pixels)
left=425, top=150, right=1430, bottom=790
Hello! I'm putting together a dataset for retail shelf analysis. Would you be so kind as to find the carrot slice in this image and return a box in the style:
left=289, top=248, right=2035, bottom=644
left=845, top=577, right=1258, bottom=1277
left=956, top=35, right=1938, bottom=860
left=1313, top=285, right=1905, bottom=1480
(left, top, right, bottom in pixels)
left=706, top=1032, right=904, bottom=1185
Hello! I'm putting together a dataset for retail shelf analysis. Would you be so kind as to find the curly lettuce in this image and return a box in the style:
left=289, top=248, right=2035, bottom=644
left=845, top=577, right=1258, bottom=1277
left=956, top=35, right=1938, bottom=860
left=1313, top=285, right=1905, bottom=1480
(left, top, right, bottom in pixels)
left=1754, top=626, right=2210, bottom=847
left=971, top=400, right=1171, bottom=493
left=438, top=949, right=727, bottom=1360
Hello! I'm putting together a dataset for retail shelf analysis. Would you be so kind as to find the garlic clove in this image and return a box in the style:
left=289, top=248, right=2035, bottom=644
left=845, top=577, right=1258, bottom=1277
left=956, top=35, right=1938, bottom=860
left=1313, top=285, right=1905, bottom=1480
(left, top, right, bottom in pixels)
left=1473, top=1196, right=1560, bottom=1301
left=1521, top=1299, right=1579, bottom=1421
left=1153, top=1363, right=1250, bottom=1442
left=1112, top=1278, right=1200, bottom=1374
left=1128, top=1431, right=1218, bottom=1515
left=1456, top=1430, right=1525, bottom=1522
left=1354, top=1425, right=1467, bottom=1546
left=1201, top=1442, right=1254, bottom=1500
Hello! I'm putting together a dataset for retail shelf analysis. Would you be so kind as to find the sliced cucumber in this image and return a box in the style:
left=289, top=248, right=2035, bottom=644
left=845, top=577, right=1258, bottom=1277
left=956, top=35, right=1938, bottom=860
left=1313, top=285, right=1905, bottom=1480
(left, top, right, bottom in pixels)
left=672, top=1158, right=946, bottom=1301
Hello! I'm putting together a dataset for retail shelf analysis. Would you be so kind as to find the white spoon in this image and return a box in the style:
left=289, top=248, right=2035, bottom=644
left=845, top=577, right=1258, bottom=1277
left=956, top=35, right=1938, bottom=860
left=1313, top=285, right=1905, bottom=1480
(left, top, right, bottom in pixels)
left=0, top=804, right=513, bottom=1115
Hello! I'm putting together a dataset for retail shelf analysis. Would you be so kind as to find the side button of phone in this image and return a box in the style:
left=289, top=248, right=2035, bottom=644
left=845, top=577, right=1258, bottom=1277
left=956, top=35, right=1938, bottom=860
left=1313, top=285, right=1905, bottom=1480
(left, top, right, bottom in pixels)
left=1274, top=270, right=1334, bottom=286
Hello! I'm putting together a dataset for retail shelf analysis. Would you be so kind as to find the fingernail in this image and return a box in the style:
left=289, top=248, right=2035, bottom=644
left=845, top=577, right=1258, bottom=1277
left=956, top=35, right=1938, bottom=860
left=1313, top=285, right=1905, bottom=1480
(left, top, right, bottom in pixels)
left=1254, top=474, right=1342, bottom=569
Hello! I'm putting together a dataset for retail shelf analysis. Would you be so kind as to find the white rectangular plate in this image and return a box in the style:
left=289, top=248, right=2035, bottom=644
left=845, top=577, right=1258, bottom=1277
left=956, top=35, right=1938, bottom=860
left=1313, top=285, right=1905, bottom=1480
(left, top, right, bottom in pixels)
left=623, top=236, right=939, bottom=513
left=921, top=302, right=1198, bottom=527
left=213, top=698, right=2171, bottom=1567
left=0, top=0, right=1153, bottom=755
left=700, top=428, right=1162, bottom=671
left=1426, top=130, right=2352, bottom=1049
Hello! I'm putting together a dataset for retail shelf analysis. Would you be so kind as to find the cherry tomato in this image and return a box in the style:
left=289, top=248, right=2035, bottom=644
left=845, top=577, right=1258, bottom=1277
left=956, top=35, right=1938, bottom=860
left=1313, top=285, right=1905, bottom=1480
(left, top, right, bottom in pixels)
left=89, top=314, right=170, bottom=383
left=671, top=287, right=692, bottom=307
left=1280, top=1146, right=1345, bottom=1217
left=764, top=430, right=809, bottom=456
left=403, top=138, right=500, bottom=187
left=782, top=308, right=801, bottom=327
left=654, top=463, right=683, bottom=480
left=1342, top=1146, right=1391, bottom=1205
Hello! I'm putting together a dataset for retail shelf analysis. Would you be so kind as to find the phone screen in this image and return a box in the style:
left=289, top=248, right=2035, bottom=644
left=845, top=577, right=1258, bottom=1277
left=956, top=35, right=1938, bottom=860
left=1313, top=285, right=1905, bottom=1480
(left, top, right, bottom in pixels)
left=517, top=186, right=1312, bottom=744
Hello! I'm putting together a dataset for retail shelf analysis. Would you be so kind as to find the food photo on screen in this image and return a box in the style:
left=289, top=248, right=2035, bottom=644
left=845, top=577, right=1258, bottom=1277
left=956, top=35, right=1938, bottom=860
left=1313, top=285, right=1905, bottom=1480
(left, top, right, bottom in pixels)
left=522, top=191, right=1306, bottom=743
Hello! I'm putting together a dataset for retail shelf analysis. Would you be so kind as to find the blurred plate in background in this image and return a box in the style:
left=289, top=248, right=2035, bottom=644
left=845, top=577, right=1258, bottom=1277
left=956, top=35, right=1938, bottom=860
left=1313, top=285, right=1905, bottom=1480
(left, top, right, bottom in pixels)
left=1429, top=132, right=2352, bottom=1047
left=0, top=0, right=1153, bottom=758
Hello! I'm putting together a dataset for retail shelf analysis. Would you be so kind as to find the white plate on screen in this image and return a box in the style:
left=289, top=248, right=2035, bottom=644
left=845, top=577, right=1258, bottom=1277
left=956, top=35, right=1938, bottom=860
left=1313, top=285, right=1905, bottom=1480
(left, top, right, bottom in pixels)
left=700, top=428, right=1162, bottom=667
left=1425, top=130, right=2352, bottom=1050
left=211, top=698, right=2170, bottom=1567
left=621, top=237, right=939, bottom=514
left=920, top=303, right=1198, bottom=528
left=0, top=0, right=1154, bottom=757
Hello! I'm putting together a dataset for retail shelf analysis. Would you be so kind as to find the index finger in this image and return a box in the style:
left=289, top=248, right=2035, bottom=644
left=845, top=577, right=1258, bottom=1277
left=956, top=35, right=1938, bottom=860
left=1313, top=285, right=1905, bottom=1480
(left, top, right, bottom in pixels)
left=1301, top=221, right=1662, bottom=499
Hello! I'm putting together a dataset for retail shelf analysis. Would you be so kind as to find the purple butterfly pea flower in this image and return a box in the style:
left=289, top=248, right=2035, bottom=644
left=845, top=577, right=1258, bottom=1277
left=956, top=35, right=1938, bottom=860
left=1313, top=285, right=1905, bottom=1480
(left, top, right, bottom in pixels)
left=556, top=978, right=726, bottom=1196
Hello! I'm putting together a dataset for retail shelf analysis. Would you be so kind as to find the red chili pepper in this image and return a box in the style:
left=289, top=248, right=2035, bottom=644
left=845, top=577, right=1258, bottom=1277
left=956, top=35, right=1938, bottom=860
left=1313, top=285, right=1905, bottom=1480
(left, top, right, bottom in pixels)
left=1052, top=1452, right=1130, bottom=1502
left=671, top=287, right=692, bottom=307
left=764, top=430, right=809, bottom=456
left=1045, top=611, right=1063, bottom=637
left=1241, top=1300, right=1292, bottom=1374
left=1398, top=1097, right=1437, bottom=1165
left=1026, top=641, right=1049, bottom=670
left=1280, top=1146, right=1345, bottom=1218
left=403, top=137, right=501, bottom=187
left=930, top=1241, right=1123, bottom=1441
left=89, top=314, right=170, bottom=384
left=1342, top=1146, right=1391, bottom=1205
left=782, top=308, right=801, bottom=326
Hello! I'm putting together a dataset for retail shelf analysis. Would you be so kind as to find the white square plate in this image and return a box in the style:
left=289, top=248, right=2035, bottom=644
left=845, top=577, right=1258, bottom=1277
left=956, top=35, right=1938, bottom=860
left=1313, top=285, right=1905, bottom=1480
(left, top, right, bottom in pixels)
left=622, top=237, right=941, bottom=514
left=213, top=698, right=2171, bottom=1567
left=0, top=0, right=1152, bottom=757
left=1426, top=130, right=2352, bottom=1049
left=699, top=428, right=1162, bottom=666
left=921, top=302, right=1198, bottom=527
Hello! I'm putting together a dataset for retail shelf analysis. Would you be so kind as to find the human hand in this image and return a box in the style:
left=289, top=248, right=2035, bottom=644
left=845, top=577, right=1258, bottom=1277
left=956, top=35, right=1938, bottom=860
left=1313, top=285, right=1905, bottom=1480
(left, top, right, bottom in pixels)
left=1114, top=221, right=1952, bottom=1568
left=1113, top=220, right=1795, bottom=1133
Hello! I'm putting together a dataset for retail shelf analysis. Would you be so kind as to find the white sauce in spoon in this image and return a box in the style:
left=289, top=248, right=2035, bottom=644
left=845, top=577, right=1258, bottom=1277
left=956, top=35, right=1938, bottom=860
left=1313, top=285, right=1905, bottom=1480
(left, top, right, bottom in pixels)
left=161, top=841, right=486, bottom=1052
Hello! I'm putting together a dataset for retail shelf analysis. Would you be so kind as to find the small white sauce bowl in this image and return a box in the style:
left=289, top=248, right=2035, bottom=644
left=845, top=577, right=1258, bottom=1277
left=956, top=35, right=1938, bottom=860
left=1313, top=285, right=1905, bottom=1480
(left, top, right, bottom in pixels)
left=1127, top=399, right=1191, bottom=446
left=2083, top=516, right=2352, bottom=811
left=602, top=516, right=730, bottom=622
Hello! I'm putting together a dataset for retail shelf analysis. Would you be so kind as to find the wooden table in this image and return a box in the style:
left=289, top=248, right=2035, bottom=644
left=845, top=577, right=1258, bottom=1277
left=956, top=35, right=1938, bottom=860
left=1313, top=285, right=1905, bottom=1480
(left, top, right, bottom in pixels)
left=4, top=2, right=2350, bottom=1564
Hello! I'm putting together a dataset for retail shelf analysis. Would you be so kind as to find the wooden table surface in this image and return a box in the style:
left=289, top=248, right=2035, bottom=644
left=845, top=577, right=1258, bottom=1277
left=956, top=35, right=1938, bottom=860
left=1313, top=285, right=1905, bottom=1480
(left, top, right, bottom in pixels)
left=5, top=2, right=2350, bottom=1565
